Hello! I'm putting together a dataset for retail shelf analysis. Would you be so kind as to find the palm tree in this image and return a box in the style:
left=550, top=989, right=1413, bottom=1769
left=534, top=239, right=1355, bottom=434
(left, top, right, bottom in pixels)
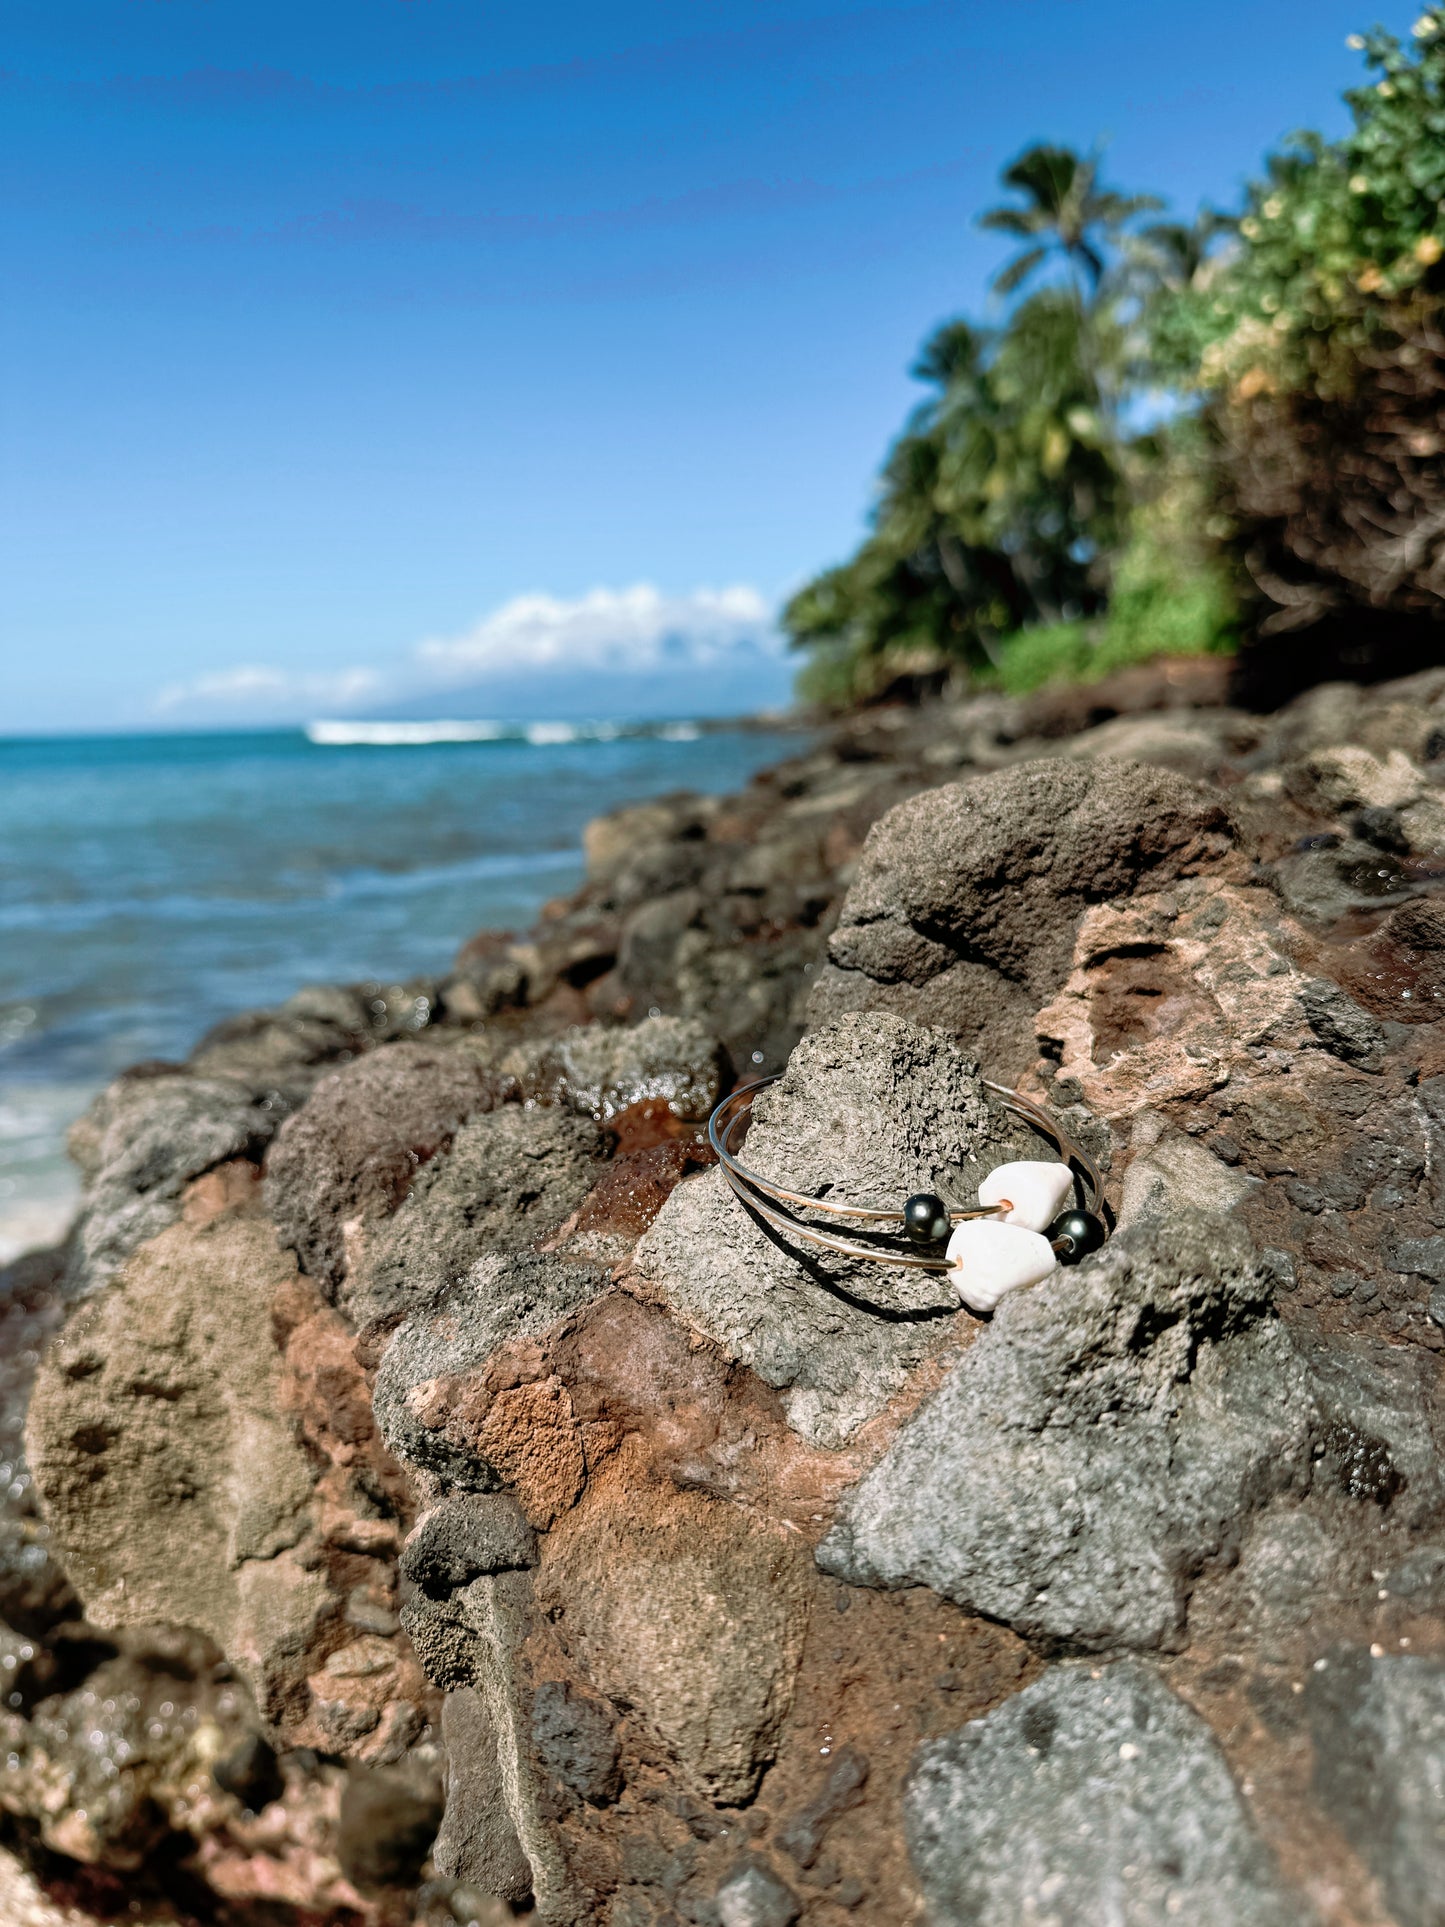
left=979, top=144, right=1161, bottom=301
left=1129, top=210, right=1233, bottom=295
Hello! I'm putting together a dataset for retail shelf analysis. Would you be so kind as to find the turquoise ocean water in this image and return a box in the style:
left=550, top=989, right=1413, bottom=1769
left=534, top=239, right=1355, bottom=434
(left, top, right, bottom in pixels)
left=0, top=723, right=796, bottom=1261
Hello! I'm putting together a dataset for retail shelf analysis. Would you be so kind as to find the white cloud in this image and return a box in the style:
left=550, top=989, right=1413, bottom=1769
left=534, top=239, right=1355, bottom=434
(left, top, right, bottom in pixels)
left=148, top=584, right=783, bottom=723
left=415, top=582, right=779, bottom=680
left=154, top=664, right=382, bottom=714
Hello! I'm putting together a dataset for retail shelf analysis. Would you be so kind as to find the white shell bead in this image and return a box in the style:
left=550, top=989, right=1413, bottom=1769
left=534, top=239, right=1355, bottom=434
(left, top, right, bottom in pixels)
left=945, top=1218, right=1057, bottom=1314
left=977, top=1159, right=1075, bottom=1233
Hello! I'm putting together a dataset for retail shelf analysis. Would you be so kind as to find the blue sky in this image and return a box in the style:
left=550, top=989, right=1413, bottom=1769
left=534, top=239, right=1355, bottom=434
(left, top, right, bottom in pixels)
left=1, top=0, right=1414, bottom=730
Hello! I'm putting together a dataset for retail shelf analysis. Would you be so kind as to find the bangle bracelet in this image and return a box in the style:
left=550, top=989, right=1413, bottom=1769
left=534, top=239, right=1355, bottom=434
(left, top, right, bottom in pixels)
left=707, top=1077, right=1108, bottom=1314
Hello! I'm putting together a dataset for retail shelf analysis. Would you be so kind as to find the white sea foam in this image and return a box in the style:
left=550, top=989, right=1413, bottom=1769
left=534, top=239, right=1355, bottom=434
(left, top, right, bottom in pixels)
left=305, top=717, right=708, bottom=748
left=306, top=719, right=510, bottom=746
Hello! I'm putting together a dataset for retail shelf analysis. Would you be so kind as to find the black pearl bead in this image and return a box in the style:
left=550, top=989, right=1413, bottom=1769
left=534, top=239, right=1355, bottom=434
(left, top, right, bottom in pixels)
left=1049, top=1208, right=1106, bottom=1265
left=903, top=1192, right=951, bottom=1245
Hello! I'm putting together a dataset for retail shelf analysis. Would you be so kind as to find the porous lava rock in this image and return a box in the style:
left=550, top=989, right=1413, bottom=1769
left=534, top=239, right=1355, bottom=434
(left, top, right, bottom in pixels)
left=187, top=982, right=377, bottom=1094
left=66, top=1068, right=285, bottom=1290
left=1306, top=1647, right=1445, bottom=1927
left=634, top=1010, right=1037, bottom=1446
left=21, top=662, right=1445, bottom=1922
left=354, top=1107, right=603, bottom=1324
left=26, top=1215, right=323, bottom=1682
left=263, top=1036, right=502, bottom=1306
left=373, top=1250, right=608, bottom=1492
left=535, top=1485, right=812, bottom=1805
left=818, top=1211, right=1318, bottom=1650
left=906, top=1660, right=1306, bottom=1926
left=810, top=757, right=1237, bottom=1074
left=504, top=1013, right=725, bottom=1120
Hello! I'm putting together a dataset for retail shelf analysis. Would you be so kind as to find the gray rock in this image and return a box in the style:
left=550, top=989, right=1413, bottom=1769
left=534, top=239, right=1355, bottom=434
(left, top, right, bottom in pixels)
left=632, top=1012, right=1038, bottom=1446
left=187, top=985, right=374, bottom=1093
left=818, top=1212, right=1318, bottom=1650
left=1272, top=838, right=1412, bottom=924
left=810, top=759, right=1234, bottom=1069
left=1281, top=744, right=1423, bottom=816
left=1300, top=1332, right=1445, bottom=1526
left=432, top=1686, right=533, bottom=1903
left=585, top=793, right=713, bottom=885
left=601, top=835, right=710, bottom=912
left=1117, top=1116, right=1256, bottom=1228
left=67, top=1070, right=282, bottom=1289
left=1386, top=1546, right=1445, bottom=1610
left=906, top=1660, right=1306, bottom=1926
left=670, top=927, right=819, bottom=1072
left=1296, top=977, right=1388, bottom=1071
left=399, top=1577, right=486, bottom=1694
left=354, top=1108, right=603, bottom=1322
left=400, top=1495, right=537, bottom=1599
left=1230, top=1506, right=1365, bottom=1635
left=714, top=1860, right=800, bottom=1927
left=263, top=1038, right=502, bottom=1303
left=617, top=891, right=704, bottom=994
left=1388, top=1235, right=1445, bottom=1286
left=530, top=1678, right=622, bottom=1806
left=373, top=1251, right=606, bottom=1485
left=1306, top=1647, right=1445, bottom=1927
left=1063, top=710, right=1239, bottom=779
left=505, top=1013, right=724, bottom=1120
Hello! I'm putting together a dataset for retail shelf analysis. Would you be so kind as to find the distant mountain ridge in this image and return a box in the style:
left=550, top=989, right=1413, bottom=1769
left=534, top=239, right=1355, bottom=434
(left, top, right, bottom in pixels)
left=359, top=655, right=796, bottom=726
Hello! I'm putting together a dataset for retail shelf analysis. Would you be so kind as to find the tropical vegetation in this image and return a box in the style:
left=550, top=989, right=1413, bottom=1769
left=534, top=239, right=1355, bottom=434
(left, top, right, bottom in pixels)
left=788, top=9, right=1445, bottom=706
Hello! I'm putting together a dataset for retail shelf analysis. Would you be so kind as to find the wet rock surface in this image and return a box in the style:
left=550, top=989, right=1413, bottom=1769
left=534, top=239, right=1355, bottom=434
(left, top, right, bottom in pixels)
left=11, top=657, right=1445, bottom=1921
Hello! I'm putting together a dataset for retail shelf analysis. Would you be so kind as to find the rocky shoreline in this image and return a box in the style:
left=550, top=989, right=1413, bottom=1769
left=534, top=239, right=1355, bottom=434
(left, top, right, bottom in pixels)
left=5, top=655, right=1445, bottom=1924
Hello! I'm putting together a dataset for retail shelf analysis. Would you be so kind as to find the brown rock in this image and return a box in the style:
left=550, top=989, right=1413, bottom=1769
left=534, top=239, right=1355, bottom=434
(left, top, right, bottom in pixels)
left=538, top=1484, right=811, bottom=1804
left=811, top=757, right=1237, bottom=1073
left=27, top=1217, right=323, bottom=1696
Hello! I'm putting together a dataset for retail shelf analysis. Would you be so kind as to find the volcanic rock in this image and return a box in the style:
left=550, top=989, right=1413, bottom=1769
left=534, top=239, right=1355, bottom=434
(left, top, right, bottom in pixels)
left=504, top=1013, right=725, bottom=1120
left=1306, top=1647, right=1445, bottom=1927
left=66, top=1069, right=284, bottom=1290
left=263, top=1037, right=502, bottom=1306
left=373, top=1250, right=608, bottom=1489
left=634, top=1011, right=1037, bottom=1446
left=906, top=1660, right=1305, bottom=1925
left=26, top=1217, right=323, bottom=1681
left=535, top=1485, right=811, bottom=1804
left=810, top=757, right=1236, bottom=1073
left=431, top=1685, right=534, bottom=1901
left=354, top=1107, right=603, bottom=1323
left=818, top=1211, right=1318, bottom=1650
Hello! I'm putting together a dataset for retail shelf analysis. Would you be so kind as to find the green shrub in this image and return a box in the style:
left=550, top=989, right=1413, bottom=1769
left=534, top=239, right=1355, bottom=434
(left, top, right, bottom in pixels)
left=1163, top=9, right=1445, bottom=392
left=1161, top=10, right=1445, bottom=693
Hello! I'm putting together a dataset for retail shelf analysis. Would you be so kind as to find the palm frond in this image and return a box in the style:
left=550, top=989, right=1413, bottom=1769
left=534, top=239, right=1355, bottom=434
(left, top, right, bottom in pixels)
left=978, top=207, right=1039, bottom=237
left=992, top=245, right=1049, bottom=295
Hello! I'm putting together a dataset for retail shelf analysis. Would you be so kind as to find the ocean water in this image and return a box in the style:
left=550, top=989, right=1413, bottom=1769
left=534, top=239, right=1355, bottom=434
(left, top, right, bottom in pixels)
left=0, top=723, right=798, bottom=1262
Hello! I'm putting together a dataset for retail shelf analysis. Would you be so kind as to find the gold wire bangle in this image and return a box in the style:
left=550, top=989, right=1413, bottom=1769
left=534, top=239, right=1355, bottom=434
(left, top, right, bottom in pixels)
left=706, top=1075, right=1105, bottom=1273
